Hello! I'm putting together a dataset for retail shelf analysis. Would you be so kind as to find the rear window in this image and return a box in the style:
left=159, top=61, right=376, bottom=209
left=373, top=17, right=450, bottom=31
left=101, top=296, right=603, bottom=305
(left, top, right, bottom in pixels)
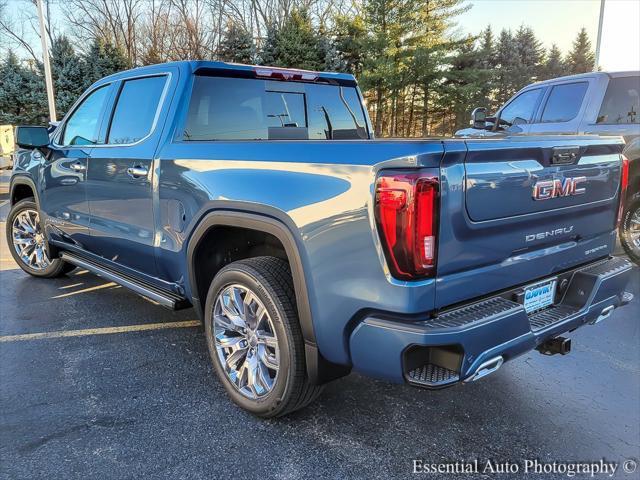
left=183, top=76, right=369, bottom=141
left=597, top=76, right=640, bottom=124
left=540, top=82, right=588, bottom=123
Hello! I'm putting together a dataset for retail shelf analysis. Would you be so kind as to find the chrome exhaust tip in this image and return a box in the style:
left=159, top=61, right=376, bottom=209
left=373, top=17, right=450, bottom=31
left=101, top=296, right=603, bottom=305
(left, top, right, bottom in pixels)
left=591, top=305, right=615, bottom=325
left=464, top=356, right=504, bottom=383
left=620, top=291, right=634, bottom=306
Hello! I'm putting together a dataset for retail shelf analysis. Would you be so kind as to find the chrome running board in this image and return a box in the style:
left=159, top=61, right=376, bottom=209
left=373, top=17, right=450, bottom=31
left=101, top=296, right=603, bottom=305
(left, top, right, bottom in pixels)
left=60, top=252, right=190, bottom=310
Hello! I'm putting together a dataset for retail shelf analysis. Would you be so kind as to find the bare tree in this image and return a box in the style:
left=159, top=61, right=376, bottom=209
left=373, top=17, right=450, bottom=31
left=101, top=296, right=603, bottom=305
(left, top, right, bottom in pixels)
left=166, top=0, right=216, bottom=59
left=138, top=0, right=174, bottom=63
left=0, top=0, right=356, bottom=66
left=62, top=0, right=144, bottom=64
left=0, top=0, right=57, bottom=62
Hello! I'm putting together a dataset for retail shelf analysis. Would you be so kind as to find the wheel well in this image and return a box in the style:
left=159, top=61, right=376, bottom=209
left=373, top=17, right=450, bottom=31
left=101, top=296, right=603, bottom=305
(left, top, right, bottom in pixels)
left=192, top=225, right=289, bottom=308
left=11, top=183, right=35, bottom=205
left=188, top=215, right=352, bottom=385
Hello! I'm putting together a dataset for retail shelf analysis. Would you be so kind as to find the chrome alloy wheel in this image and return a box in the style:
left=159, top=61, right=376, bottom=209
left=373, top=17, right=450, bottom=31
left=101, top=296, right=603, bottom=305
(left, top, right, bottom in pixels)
left=213, top=284, right=279, bottom=399
left=630, top=207, right=640, bottom=249
left=11, top=208, right=51, bottom=270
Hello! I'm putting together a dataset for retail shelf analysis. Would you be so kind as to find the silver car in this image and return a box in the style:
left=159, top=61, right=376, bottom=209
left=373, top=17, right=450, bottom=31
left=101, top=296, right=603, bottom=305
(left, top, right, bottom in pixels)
left=457, top=71, right=640, bottom=263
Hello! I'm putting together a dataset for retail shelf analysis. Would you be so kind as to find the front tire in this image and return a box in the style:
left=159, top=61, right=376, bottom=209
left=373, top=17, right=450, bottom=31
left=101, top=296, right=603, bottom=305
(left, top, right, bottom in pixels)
left=6, top=198, right=73, bottom=277
left=620, top=197, right=640, bottom=265
left=204, top=256, right=323, bottom=417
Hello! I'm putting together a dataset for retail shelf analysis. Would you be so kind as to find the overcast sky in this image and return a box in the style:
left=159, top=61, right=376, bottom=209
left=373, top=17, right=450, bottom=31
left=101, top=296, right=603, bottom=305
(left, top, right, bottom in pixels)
left=4, top=0, right=639, bottom=71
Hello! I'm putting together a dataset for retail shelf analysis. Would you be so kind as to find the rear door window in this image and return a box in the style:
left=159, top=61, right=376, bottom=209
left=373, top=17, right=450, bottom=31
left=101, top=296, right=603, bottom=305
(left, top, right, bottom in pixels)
left=540, top=82, right=588, bottom=123
left=183, top=76, right=368, bottom=141
left=107, top=76, right=167, bottom=144
left=597, top=76, right=640, bottom=124
left=498, top=88, right=542, bottom=126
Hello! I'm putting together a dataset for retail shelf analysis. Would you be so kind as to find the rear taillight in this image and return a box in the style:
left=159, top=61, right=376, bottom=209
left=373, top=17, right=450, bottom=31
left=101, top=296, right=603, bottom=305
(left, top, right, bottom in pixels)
left=374, top=171, right=439, bottom=280
left=617, top=154, right=629, bottom=226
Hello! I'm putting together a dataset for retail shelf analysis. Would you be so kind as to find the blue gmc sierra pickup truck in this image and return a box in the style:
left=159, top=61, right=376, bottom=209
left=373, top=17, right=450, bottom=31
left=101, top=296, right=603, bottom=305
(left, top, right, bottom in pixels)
left=7, top=61, right=635, bottom=417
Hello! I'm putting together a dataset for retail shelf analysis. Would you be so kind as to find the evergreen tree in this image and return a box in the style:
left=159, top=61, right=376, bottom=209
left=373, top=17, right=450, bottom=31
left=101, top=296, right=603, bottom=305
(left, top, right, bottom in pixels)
left=50, top=35, right=86, bottom=116
left=444, top=35, right=492, bottom=131
left=358, top=0, right=400, bottom=136
left=412, top=42, right=449, bottom=136
left=333, top=14, right=367, bottom=77
left=513, top=25, right=543, bottom=86
left=540, top=44, right=565, bottom=80
left=271, top=9, right=325, bottom=70
left=83, top=39, right=129, bottom=87
left=2, top=5, right=591, bottom=137
left=0, top=52, right=27, bottom=124
left=258, top=24, right=279, bottom=65
left=566, top=27, right=595, bottom=74
left=317, top=26, right=344, bottom=72
left=0, top=52, right=47, bottom=124
left=494, top=29, right=520, bottom=104
left=478, top=25, right=496, bottom=70
left=218, top=22, right=255, bottom=64
left=476, top=25, right=497, bottom=110
left=411, top=0, right=471, bottom=136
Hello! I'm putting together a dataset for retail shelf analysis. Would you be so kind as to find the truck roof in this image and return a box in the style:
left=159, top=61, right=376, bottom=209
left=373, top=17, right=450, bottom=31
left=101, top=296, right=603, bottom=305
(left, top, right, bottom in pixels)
left=531, top=70, right=639, bottom=86
left=98, top=60, right=357, bottom=85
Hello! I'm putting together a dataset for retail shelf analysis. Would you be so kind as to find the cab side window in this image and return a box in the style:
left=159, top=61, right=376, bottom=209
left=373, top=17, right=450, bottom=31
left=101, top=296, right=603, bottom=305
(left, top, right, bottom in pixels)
left=62, top=85, right=110, bottom=146
left=499, top=89, right=542, bottom=127
left=597, top=76, right=640, bottom=124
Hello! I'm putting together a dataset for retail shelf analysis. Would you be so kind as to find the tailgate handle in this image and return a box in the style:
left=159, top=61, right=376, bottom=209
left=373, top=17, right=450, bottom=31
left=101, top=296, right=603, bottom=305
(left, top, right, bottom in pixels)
left=551, top=147, right=580, bottom=165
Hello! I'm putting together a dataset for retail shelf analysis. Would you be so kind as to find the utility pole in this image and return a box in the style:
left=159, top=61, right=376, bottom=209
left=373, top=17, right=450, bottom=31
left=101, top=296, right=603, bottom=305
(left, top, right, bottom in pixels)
left=594, top=0, right=606, bottom=70
left=36, top=0, right=57, bottom=122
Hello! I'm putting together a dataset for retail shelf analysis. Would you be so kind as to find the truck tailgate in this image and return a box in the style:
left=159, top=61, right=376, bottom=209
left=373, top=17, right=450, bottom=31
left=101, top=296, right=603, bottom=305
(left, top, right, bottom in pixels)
left=436, top=136, right=625, bottom=309
left=465, top=143, right=620, bottom=221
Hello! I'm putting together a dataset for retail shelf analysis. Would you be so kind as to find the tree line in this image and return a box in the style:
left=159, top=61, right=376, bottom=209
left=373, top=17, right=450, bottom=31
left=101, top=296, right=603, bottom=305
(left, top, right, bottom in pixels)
left=0, top=0, right=596, bottom=135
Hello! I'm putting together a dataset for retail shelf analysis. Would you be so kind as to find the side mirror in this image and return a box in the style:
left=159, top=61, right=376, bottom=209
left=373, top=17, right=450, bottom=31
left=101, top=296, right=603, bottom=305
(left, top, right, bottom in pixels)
left=15, top=126, right=50, bottom=149
left=471, top=107, right=487, bottom=129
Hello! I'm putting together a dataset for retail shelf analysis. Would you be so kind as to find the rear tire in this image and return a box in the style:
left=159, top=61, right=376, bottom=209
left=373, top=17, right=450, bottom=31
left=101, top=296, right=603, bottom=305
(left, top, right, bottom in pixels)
left=5, top=198, right=73, bottom=277
left=620, top=198, right=640, bottom=265
left=204, top=256, right=323, bottom=417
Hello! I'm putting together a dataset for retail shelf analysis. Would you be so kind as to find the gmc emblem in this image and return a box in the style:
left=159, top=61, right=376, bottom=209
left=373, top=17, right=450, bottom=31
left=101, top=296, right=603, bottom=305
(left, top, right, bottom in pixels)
left=532, top=177, right=587, bottom=201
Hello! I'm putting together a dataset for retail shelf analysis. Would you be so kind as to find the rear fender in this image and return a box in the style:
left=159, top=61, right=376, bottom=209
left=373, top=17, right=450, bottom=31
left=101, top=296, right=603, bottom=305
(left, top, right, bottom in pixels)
left=186, top=208, right=349, bottom=384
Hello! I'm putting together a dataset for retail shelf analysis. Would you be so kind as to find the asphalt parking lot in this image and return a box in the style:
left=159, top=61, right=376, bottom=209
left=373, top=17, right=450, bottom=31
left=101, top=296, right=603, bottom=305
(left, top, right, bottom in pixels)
left=0, top=169, right=639, bottom=479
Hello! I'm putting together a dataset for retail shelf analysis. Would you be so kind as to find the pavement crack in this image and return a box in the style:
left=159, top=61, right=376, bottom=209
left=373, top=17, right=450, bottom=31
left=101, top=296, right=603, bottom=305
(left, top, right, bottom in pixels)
left=17, top=416, right=136, bottom=454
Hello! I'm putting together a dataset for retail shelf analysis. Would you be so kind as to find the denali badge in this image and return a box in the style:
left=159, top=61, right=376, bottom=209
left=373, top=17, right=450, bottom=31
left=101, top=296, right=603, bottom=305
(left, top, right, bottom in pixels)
left=532, top=177, right=586, bottom=200
left=525, top=226, right=574, bottom=242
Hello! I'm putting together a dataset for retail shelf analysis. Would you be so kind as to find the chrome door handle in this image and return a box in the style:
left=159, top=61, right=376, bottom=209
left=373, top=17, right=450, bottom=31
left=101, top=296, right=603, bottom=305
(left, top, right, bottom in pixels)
left=127, top=165, right=149, bottom=178
left=70, top=161, right=86, bottom=172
